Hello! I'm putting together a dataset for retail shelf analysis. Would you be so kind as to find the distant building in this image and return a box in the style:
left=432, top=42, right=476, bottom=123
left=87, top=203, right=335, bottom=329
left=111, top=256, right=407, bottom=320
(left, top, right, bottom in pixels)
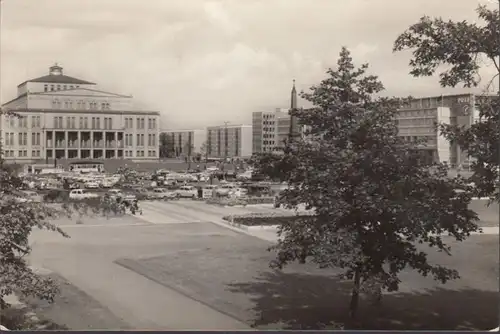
left=1, top=64, right=160, bottom=163
left=206, top=124, right=252, bottom=159
left=396, top=93, right=494, bottom=167
left=161, top=129, right=206, bottom=158
left=252, top=80, right=301, bottom=154
left=252, top=108, right=291, bottom=153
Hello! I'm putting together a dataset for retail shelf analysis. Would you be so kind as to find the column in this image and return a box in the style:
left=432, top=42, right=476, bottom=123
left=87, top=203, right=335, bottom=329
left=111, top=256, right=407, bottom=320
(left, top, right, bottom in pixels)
left=77, top=131, right=81, bottom=159
left=114, top=131, right=118, bottom=158
left=64, top=131, right=68, bottom=159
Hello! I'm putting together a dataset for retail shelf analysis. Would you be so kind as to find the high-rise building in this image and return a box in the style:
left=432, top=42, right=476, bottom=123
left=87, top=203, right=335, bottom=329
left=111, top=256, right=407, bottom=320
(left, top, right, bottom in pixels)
left=1, top=64, right=160, bottom=163
left=161, top=129, right=206, bottom=158
left=252, top=80, right=298, bottom=154
left=206, top=124, right=252, bottom=159
left=252, top=108, right=290, bottom=153
left=396, top=93, right=494, bottom=167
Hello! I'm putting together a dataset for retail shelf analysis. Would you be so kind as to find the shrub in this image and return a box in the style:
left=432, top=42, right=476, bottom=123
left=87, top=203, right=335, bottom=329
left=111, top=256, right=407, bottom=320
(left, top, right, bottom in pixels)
left=222, top=212, right=312, bottom=226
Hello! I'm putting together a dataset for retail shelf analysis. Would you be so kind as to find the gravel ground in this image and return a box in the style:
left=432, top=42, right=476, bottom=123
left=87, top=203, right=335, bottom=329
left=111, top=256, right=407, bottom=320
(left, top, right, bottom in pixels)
left=116, top=231, right=498, bottom=330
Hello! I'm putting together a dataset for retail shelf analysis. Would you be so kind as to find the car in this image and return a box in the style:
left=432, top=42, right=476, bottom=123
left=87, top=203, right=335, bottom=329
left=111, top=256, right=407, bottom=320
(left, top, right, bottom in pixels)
left=84, top=181, right=99, bottom=189
left=215, top=183, right=237, bottom=197
left=69, top=189, right=100, bottom=200
left=176, top=185, right=198, bottom=198
left=147, top=188, right=178, bottom=200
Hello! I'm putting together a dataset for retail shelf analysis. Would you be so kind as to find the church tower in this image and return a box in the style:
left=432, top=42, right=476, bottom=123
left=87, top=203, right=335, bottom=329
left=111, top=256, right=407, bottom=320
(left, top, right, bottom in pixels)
left=289, top=79, right=300, bottom=139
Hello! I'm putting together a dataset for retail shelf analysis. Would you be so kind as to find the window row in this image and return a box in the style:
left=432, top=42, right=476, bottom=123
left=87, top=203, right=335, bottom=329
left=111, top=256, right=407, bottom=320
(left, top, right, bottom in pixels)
left=51, top=99, right=111, bottom=111
left=52, top=116, right=114, bottom=129
left=124, top=117, right=157, bottom=129
left=4, top=132, right=43, bottom=146
left=44, top=84, right=80, bottom=92
left=124, top=150, right=157, bottom=157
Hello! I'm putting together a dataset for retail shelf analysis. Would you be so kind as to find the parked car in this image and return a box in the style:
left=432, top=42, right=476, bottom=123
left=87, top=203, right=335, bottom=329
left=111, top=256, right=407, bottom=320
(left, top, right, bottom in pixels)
left=69, top=189, right=100, bottom=200
left=84, top=181, right=99, bottom=189
left=176, top=185, right=198, bottom=198
left=147, top=188, right=178, bottom=200
left=215, top=183, right=237, bottom=197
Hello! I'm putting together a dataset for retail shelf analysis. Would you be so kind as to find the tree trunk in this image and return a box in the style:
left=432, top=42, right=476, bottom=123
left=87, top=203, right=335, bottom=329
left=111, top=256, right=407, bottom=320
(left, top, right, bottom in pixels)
left=349, top=268, right=361, bottom=319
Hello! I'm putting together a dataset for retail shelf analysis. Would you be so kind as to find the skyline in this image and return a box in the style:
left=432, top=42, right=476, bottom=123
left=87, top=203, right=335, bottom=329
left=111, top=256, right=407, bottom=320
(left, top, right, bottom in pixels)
left=1, top=0, right=497, bottom=130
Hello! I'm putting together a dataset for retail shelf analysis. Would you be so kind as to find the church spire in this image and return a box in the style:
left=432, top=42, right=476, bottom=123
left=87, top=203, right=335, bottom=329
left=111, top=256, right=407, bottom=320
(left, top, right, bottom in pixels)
left=289, top=79, right=300, bottom=140
left=290, top=79, right=297, bottom=109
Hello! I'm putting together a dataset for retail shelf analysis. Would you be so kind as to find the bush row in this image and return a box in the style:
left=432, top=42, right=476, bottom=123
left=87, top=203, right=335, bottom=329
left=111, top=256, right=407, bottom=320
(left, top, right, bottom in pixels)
left=222, top=212, right=312, bottom=226
left=205, top=196, right=275, bottom=206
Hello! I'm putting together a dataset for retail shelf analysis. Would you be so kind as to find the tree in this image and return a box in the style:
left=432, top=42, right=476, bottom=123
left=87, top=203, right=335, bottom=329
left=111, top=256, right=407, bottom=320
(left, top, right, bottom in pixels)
left=394, top=3, right=500, bottom=202
left=199, top=141, right=208, bottom=163
left=254, top=48, right=480, bottom=320
left=159, top=133, right=170, bottom=158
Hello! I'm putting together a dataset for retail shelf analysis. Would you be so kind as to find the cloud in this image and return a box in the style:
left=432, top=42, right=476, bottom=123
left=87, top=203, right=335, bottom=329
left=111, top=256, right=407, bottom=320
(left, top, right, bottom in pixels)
left=1, top=0, right=496, bottom=129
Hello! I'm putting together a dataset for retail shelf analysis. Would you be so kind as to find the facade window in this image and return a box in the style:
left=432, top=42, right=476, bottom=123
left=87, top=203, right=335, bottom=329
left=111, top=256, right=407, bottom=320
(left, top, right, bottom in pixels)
left=31, top=132, right=41, bottom=146
left=63, top=85, right=67, bottom=90
left=96, top=117, right=100, bottom=129
left=31, top=115, right=41, bottom=128
left=136, top=134, right=141, bottom=146
left=56, top=85, right=61, bottom=90
left=70, top=85, right=74, bottom=89
left=18, top=132, right=27, bottom=146
left=50, top=85, right=54, bottom=91
left=44, top=84, right=48, bottom=92
left=91, top=117, right=96, bottom=129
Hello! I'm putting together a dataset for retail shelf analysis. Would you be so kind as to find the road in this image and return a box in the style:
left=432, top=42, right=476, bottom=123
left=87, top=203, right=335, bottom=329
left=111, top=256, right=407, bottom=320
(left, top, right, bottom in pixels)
left=27, top=199, right=498, bottom=330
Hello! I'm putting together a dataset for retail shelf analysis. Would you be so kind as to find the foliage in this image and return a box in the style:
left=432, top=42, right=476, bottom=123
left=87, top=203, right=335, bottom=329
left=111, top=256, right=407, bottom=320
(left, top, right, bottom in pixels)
left=394, top=2, right=500, bottom=203
left=393, top=3, right=499, bottom=88
left=159, top=132, right=170, bottom=158
left=253, top=47, right=480, bottom=318
left=250, top=152, right=296, bottom=182
left=222, top=212, right=313, bottom=226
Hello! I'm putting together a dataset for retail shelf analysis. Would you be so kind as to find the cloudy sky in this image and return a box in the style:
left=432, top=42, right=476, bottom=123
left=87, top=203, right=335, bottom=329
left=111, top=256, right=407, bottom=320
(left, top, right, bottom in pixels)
left=1, top=0, right=497, bottom=129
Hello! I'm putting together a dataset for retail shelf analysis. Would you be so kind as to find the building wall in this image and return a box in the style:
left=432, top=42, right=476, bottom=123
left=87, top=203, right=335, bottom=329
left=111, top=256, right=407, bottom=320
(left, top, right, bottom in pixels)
left=162, top=129, right=206, bottom=157
left=252, top=112, right=263, bottom=153
left=1, top=111, right=159, bottom=162
left=252, top=108, right=291, bottom=154
left=395, top=93, right=492, bottom=167
left=26, top=92, right=134, bottom=110
left=206, top=125, right=252, bottom=158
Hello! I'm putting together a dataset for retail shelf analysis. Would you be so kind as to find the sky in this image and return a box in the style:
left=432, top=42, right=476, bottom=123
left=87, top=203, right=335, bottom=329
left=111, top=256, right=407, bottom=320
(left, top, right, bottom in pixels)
left=1, top=0, right=497, bottom=130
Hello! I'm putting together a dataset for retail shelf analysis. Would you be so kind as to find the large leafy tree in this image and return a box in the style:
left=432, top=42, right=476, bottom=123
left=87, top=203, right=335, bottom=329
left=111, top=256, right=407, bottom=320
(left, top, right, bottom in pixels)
left=255, top=48, right=480, bottom=319
left=394, top=2, right=500, bottom=202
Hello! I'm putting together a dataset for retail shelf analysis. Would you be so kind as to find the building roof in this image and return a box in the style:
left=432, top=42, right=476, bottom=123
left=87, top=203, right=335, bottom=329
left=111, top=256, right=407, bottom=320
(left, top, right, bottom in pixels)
left=18, top=74, right=95, bottom=87
left=17, top=64, right=96, bottom=87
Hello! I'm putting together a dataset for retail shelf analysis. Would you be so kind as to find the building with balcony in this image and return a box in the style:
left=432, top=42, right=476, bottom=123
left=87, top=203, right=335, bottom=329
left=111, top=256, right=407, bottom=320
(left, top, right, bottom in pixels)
left=396, top=93, right=494, bottom=167
left=161, top=129, right=206, bottom=158
left=1, top=64, right=160, bottom=163
left=206, top=124, right=252, bottom=159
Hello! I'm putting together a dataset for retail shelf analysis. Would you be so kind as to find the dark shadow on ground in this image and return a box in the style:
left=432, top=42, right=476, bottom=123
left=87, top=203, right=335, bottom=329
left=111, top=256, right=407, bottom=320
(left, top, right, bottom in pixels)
left=227, top=271, right=499, bottom=330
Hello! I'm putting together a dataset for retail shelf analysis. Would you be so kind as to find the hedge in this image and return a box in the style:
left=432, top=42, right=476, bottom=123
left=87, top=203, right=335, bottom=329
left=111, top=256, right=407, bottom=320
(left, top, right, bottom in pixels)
left=222, top=212, right=313, bottom=226
left=205, top=196, right=275, bottom=206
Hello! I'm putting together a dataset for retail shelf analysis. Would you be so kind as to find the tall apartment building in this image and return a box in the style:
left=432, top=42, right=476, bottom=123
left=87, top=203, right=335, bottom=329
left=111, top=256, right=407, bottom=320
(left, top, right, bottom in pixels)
left=0, top=64, right=160, bottom=163
left=161, top=129, right=206, bottom=157
left=206, top=124, right=252, bottom=159
left=252, top=108, right=291, bottom=153
left=396, top=93, right=492, bottom=167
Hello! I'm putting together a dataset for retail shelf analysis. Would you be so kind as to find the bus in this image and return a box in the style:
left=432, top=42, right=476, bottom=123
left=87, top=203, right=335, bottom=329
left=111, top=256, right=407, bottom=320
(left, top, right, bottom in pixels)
left=69, top=161, right=105, bottom=173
